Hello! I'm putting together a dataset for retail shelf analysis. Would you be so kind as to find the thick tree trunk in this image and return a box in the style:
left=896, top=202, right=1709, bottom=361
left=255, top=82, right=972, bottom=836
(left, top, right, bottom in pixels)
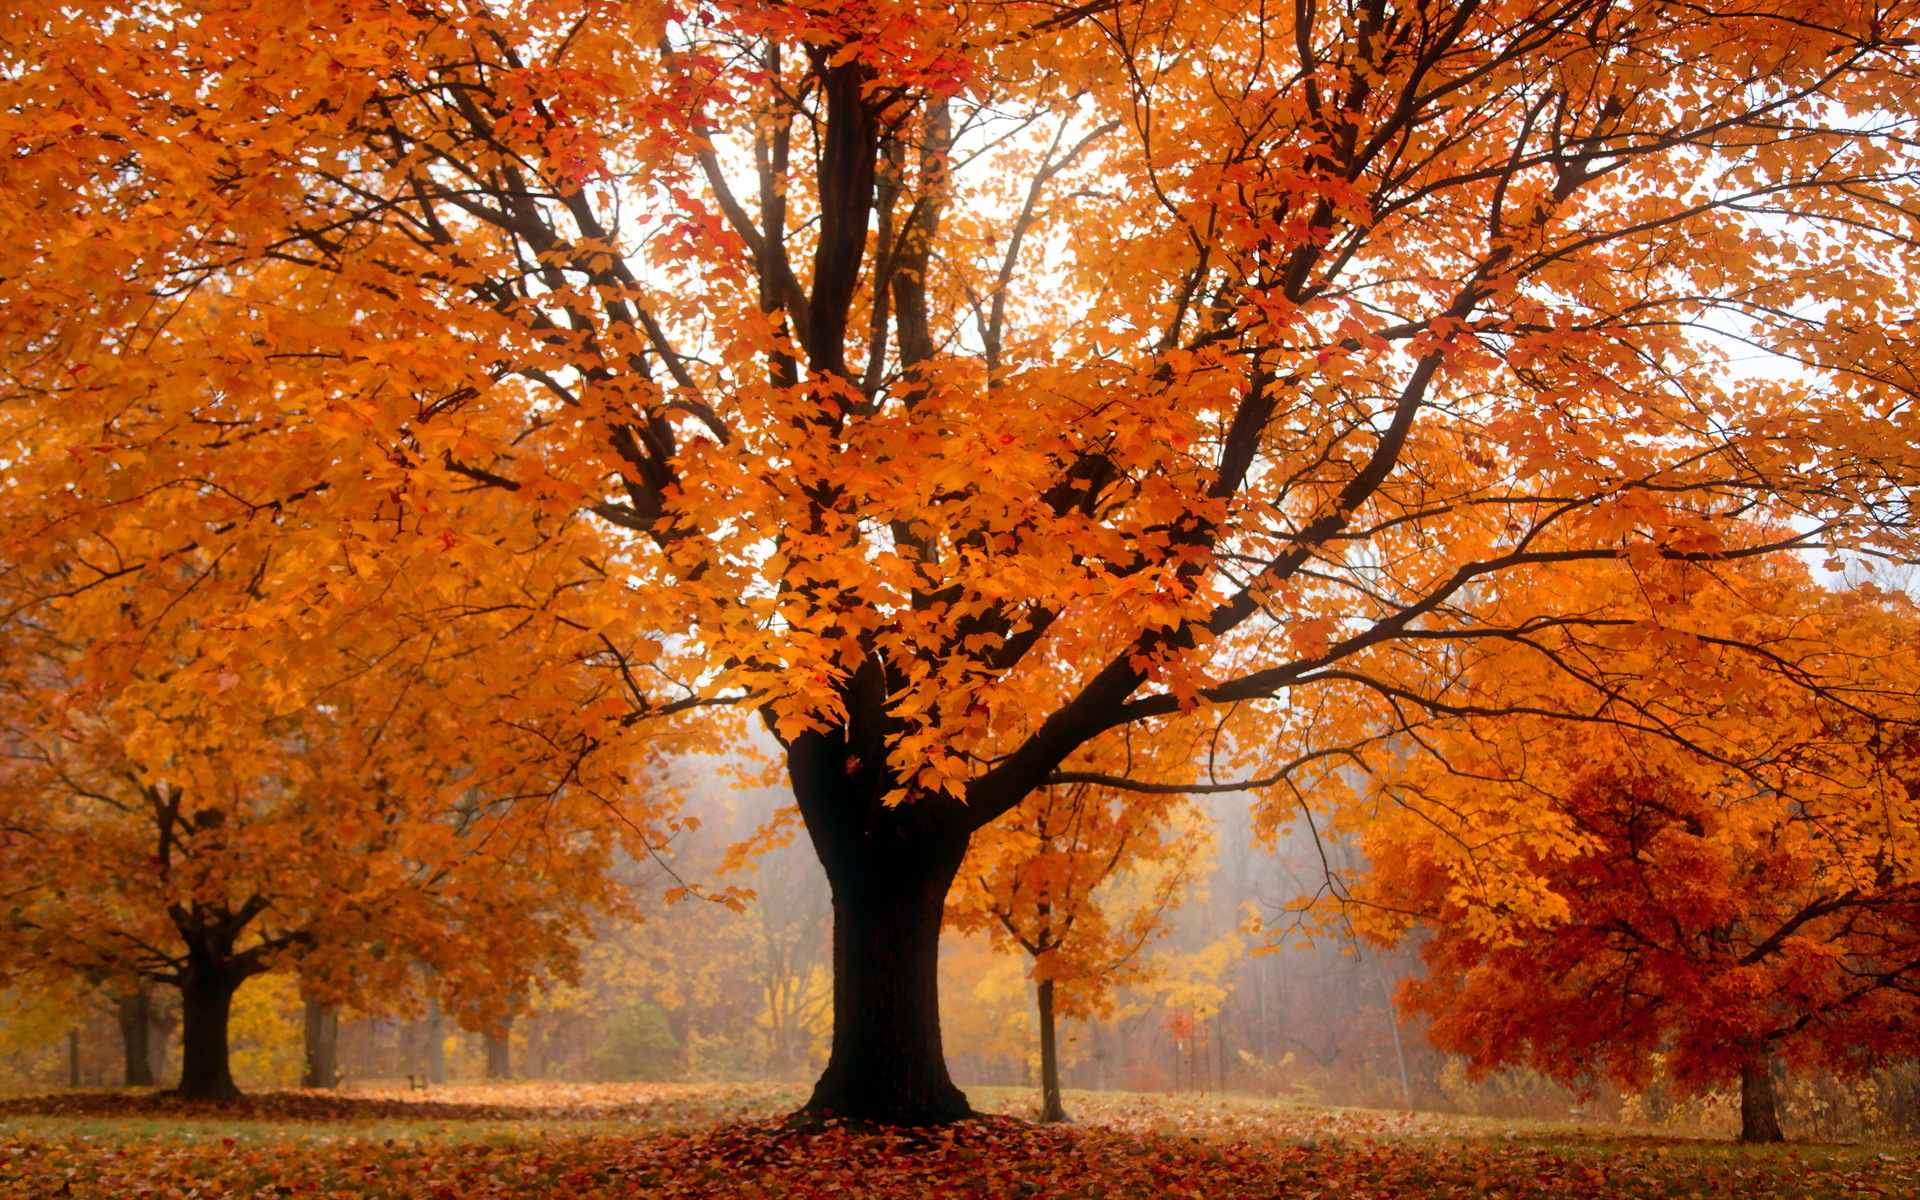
left=798, top=813, right=973, bottom=1124
left=302, top=999, right=339, bottom=1088
left=1036, top=977, right=1068, bottom=1123
left=1740, top=1053, right=1785, bottom=1143
left=174, top=970, right=243, bottom=1099
left=781, top=666, right=1001, bottom=1126
left=116, top=987, right=154, bottom=1087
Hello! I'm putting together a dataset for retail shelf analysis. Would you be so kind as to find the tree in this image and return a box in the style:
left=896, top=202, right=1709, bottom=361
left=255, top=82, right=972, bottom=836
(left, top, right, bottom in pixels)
left=0, top=594, right=660, bottom=1098
left=11, top=0, right=1920, bottom=1123
left=948, top=778, right=1204, bottom=1121
left=1337, top=563, right=1920, bottom=1142
left=112, top=982, right=172, bottom=1088
left=301, top=998, right=339, bottom=1089
left=723, top=805, right=834, bottom=1081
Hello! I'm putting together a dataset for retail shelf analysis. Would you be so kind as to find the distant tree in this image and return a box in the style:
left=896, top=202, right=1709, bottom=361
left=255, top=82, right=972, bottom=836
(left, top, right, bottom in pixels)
left=301, top=998, right=339, bottom=1090
left=0, top=627, right=656, bottom=1099
left=594, top=1001, right=682, bottom=1082
left=1388, top=762, right=1920, bottom=1142
left=111, top=982, right=171, bottom=1088
left=733, top=811, right=833, bottom=1081
left=948, top=778, right=1205, bottom=1121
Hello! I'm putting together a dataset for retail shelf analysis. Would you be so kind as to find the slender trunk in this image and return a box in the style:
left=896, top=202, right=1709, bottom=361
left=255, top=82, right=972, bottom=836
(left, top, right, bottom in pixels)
left=1740, top=1052, right=1785, bottom=1143
left=116, top=987, right=154, bottom=1087
left=175, top=969, right=242, bottom=1099
left=1372, top=954, right=1415, bottom=1110
left=1036, top=977, right=1068, bottom=1122
left=486, top=1016, right=513, bottom=1080
left=1215, top=1009, right=1227, bottom=1096
left=426, top=991, right=446, bottom=1085
left=67, top=1028, right=81, bottom=1088
left=799, top=822, right=973, bottom=1124
left=1190, top=1014, right=1200, bottom=1094
left=302, top=999, right=339, bottom=1088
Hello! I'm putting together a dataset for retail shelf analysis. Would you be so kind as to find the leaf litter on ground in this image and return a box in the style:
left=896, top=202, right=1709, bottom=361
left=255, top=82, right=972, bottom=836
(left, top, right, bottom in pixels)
left=0, top=1083, right=1914, bottom=1198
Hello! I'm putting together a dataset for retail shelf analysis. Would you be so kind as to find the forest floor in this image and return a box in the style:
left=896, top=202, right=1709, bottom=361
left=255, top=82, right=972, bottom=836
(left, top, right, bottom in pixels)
left=0, top=1081, right=1912, bottom=1198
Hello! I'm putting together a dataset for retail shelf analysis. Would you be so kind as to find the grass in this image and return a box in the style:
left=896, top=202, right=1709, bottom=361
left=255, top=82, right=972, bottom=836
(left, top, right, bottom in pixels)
left=0, top=1082, right=1913, bottom=1197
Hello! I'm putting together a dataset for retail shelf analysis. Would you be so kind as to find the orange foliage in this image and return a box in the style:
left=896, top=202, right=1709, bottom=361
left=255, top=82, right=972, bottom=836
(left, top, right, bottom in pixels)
left=949, top=780, right=1201, bottom=1022
left=12, top=0, right=1920, bottom=1120
left=0, top=485, right=689, bottom=1094
left=1340, top=559, right=1920, bottom=1137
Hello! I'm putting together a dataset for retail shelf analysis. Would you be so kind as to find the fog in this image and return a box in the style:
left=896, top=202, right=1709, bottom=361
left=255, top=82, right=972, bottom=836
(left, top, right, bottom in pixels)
left=8, top=753, right=1919, bottom=1142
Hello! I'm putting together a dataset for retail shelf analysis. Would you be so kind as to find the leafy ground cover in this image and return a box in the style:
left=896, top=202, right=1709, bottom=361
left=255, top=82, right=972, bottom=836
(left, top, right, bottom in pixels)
left=0, top=1083, right=1912, bottom=1198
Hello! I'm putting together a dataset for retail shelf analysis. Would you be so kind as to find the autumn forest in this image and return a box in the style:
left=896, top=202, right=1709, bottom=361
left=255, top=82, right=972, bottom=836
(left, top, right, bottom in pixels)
left=7, top=0, right=1920, bottom=1194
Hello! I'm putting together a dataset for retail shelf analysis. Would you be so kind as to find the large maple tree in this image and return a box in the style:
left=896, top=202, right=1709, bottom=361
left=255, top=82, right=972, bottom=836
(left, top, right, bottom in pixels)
left=10, top=0, right=1920, bottom=1123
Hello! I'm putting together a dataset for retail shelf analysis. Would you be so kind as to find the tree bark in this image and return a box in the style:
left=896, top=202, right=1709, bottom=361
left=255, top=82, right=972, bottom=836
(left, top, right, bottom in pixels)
left=800, top=830, right=973, bottom=1124
left=782, top=689, right=980, bottom=1126
left=116, top=987, right=155, bottom=1087
left=175, top=968, right=243, bottom=1099
left=1036, top=977, right=1068, bottom=1122
left=1740, top=1052, right=1785, bottom=1143
left=147, top=989, right=177, bottom=1085
left=67, top=1028, right=81, bottom=1088
left=302, top=999, right=339, bottom=1088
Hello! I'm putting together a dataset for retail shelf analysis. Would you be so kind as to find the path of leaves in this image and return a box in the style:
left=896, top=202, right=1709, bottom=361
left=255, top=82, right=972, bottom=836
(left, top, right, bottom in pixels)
left=0, top=1086, right=1913, bottom=1198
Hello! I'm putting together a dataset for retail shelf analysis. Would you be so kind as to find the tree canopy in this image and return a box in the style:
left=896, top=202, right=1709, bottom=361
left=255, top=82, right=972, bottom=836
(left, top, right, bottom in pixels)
left=0, top=512, right=669, bottom=1096
left=1340, top=559, right=1920, bottom=1141
left=9, top=0, right=1920, bottom=1122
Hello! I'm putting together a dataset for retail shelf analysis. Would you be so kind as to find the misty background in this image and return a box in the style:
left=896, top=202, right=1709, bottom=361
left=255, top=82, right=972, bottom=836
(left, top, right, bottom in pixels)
left=7, top=747, right=1920, bottom=1142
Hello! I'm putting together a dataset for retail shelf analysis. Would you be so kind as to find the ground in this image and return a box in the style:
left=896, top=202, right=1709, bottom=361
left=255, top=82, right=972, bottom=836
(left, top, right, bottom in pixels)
left=0, top=1083, right=1912, bottom=1198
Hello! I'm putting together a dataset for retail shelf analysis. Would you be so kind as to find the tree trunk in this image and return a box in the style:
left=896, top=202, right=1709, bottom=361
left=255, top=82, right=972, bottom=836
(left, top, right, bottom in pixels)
left=797, top=816, right=973, bottom=1125
left=426, top=991, right=447, bottom=1085
left=1740, top=1052, right=1785, bottom=1143
left=1036, top=977, right=1068, bottom=1122
left=781, top=678, right=995, bottom=1126
left=147, top=990, right=177, bottom=1085
left=115, top=987, right=155, bottom=1087
left=486, top=1016, right=512, bottom=1080
left=174, top=970, right=243, bottom=1099
left=1373, top=955, right=1415, bottom=1110
left=302, top=999, right=339, bottom=1088
left=1215, top=1009, right=1227, bottom=1096
left=67, top=1028, right=81, bottom=1088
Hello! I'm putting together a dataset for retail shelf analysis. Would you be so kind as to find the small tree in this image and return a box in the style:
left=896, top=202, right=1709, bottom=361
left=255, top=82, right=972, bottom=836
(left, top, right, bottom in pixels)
left=1384, top=763, right=1920, bottom=1141
left=948, top=779, right=1205, bottom=1121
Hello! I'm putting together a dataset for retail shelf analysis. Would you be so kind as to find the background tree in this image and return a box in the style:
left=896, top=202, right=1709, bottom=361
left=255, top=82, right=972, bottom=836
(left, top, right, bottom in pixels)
left=1337, top=562, right=1920, bottom=1142
left=0, top=604, right=664, bottom=1098
left=301, top=996, right=340, bottom=1090
left=948, top=776, right=1205, bottom=1121
left=12, top=0, right=1920, bottom=1124
left=726, top=808, right=834, bottom=1081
